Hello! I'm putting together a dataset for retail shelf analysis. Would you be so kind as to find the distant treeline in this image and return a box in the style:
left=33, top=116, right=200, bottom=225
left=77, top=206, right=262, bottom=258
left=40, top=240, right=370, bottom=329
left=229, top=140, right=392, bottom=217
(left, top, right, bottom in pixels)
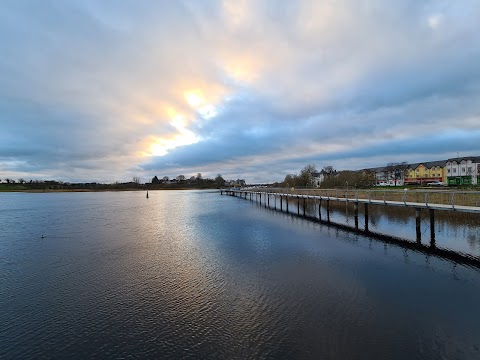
left=0, top=180, right=148, bottom=191
left=149, top=173, right=245, bottom=189
left=279, top=164, right=376, bottom=189
left=0, top=173, right=245, bottom=191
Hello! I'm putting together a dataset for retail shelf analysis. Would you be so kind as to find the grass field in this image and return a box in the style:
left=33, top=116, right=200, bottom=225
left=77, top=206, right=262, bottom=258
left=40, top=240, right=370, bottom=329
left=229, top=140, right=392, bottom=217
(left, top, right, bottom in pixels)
left=0, top=184, right=30, bottom=191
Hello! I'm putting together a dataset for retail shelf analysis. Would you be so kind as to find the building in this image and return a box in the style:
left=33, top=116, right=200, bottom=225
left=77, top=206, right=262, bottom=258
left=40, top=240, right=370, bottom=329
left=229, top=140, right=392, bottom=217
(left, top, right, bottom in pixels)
left=225, top=179, right=246, bottom=187
left=404, top=160, right=446, bottom=185
left=311, top=170, right=328, bottom=187
left=445, top=156, right=480, bottom=185
left=371, top=165, right=405, bottom=186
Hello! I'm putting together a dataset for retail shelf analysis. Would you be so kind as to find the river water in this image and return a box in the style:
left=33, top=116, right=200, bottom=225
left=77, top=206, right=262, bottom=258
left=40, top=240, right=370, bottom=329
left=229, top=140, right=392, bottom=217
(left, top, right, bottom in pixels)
left=273, top=195, right=480, bottom=258
left=1, top=190, right=480, bottom=359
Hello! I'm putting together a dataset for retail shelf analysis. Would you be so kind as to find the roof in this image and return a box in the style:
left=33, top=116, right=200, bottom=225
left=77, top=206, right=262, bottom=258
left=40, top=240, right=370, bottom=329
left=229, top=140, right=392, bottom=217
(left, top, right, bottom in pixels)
left=405, top=159, right=446, bottom=169
left=446, top=156, right=480, bottom=163
left=331, top=155, right=480, bottom=173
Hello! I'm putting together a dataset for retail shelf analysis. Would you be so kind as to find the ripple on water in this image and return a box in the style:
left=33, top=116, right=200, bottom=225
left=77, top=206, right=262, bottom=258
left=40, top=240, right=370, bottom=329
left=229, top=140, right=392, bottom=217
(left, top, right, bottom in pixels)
left=1, top=191, right=480, bottom=359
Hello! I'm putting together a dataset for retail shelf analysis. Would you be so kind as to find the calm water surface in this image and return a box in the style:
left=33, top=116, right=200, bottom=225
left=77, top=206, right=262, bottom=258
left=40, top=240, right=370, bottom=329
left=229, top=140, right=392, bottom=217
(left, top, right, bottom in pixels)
left=279, top=196, right=480, bottom=257
left=1, top=190, right=480, bottom=359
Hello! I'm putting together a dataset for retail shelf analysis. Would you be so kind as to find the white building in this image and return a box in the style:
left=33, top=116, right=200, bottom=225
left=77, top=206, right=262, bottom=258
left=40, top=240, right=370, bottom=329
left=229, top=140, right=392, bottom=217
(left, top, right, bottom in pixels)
left=445, top=156, right=480, bottom=185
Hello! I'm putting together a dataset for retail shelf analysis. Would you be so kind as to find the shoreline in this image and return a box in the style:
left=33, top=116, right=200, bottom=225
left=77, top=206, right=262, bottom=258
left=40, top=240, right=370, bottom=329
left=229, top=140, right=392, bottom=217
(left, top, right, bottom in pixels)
left=0, top=187, right=220, bottom=193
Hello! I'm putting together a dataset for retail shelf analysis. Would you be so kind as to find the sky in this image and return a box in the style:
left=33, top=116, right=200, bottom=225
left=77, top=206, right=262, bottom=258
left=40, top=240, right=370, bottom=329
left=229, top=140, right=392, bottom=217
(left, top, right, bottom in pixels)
left=1, top=0, right=480, bottom=184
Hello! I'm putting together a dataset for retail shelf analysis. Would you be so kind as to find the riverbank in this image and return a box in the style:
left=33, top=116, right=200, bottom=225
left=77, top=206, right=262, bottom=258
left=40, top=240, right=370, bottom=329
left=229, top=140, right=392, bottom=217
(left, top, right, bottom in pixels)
left=0, top=187, right=215, bottom=193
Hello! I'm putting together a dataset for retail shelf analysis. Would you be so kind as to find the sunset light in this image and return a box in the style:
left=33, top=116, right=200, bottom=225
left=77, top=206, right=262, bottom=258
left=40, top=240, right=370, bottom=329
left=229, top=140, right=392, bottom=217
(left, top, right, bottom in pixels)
left=148, top=112, right=200, bottom=157
left=184, top=91, right=205, bottom=108
left=0, top=0, right=478, bottom=185
left=2, top=2, right=480, bottom=358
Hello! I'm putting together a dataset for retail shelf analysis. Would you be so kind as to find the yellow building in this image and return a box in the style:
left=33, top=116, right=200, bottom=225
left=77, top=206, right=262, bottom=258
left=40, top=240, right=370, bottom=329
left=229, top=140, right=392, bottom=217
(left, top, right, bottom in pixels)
left=404, top=161, right=446, bottom=185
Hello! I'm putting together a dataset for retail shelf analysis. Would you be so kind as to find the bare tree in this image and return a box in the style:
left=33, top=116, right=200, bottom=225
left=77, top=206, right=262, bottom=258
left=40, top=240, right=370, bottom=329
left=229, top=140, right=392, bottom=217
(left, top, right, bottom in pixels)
left=283, top=174, right=296, bottom=187
left=385, top=162, right=408, bottom=186
left=298, top=164, right=317, bottom=186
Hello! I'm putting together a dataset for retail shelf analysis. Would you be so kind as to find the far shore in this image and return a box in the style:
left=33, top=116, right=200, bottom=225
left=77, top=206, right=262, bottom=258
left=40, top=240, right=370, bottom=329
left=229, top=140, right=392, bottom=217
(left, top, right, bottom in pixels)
left=0, top=187, right=219, bottom=193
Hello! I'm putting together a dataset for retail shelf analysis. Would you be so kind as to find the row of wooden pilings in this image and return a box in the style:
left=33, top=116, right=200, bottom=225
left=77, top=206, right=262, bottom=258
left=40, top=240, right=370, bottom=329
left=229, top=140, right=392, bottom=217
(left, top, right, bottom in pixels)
left=221, top=190, right=436, bottom=248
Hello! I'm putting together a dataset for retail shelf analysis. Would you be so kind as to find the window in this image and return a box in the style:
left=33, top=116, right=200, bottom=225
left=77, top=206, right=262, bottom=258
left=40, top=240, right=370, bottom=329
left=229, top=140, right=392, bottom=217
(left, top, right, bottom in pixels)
left=467, top=167, right=472, bottom=175
left=462, top=167, right=466, bottom=173
left=447, top=169, right=451, bottom=174
left=453, top=168, right=457, bottom=173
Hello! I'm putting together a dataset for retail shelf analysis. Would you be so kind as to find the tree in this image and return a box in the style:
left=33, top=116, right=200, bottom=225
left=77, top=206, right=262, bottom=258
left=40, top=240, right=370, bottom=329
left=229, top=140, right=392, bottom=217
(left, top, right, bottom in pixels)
left=162, top=176, right=169, bottom=182
left=298, top=164, right=317, bottom=187
left=215, top=174, right=225, bottom=187
left=151, top=176, right=160, bottom=184
left=176, top=175, right=186, bottom=181
left=320, top=170, right=374, bottom=189
left=132, top=176, right=140, bottom=184
left=385, top=162, right=408, bottom=186
left=283, top=174, right=296, bottom=187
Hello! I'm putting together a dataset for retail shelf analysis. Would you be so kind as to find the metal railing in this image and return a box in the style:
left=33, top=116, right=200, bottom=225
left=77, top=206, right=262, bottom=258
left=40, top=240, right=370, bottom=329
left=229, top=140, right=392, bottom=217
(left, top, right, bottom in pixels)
left=241, top=187, right=480, bottom=209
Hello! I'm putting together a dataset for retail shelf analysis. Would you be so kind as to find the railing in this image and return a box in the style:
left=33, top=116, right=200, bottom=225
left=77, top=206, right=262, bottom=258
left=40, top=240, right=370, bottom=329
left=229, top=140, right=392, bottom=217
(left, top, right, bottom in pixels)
left=242, top=187, right=480, bottom=209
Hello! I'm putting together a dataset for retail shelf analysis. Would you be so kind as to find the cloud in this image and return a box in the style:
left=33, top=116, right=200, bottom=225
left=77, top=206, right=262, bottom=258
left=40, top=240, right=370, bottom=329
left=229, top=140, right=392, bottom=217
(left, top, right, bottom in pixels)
left=1, top=0, right=480, bottom=183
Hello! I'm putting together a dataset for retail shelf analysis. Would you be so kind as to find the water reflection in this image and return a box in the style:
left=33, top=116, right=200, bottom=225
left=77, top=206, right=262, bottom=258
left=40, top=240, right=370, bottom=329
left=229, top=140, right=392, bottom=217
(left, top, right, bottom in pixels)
left=251, top=193, right=480, bottom=259
left=1, top=191, right=480, bottom=359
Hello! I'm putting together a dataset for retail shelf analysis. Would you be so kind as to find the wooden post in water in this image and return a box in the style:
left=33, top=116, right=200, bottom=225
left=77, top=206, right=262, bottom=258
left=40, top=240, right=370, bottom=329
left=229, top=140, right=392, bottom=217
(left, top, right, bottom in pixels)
left=303, top=197, right=306, bottom=217
left=259, top=193, right=261, bottom=205
left=327, top=199, right=330, bottom=223
left=297, top=196, right=300, bottom=215
left=364, top=203, right=369, bottom=232
left=429, top=209, right=435, bottom=248
left=415, top=208, right=421, bottom=244
left=280, top=196, right=283, bottom=211
left=319, top=199, right=322, bottom=220
left=354, top=202, right=359, bottom=230
left=286, top=196, right=289, bottom=213
left=267, top=194, right=270, bottom=207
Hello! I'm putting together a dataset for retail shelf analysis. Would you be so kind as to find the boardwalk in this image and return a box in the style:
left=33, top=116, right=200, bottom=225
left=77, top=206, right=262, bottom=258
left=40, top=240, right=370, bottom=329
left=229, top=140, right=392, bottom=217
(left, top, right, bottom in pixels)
left=221, top=188, right=480, bottom=268
left=221, top=188, right=480, bottom=243
left=232, top=188, right=480, bottom=213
